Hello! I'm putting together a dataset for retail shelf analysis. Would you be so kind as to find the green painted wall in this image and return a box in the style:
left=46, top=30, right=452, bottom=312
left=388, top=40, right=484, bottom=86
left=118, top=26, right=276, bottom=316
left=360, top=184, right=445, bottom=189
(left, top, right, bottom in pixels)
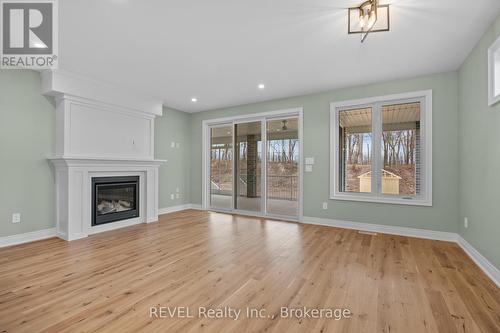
left=155, top=107, right=192, bottom=209
left=190, top=72, right=460, bottom=232
left=0, top=70, right=55, bottom=237
left=0, top=72, right=192, bottom=237
left=458, top=16, right=500, bottom=268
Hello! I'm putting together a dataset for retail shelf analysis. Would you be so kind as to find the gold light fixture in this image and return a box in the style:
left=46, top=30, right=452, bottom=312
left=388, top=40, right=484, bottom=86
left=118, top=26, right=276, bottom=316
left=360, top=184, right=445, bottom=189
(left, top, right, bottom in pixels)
left=348, top=0, right=390, bottom=43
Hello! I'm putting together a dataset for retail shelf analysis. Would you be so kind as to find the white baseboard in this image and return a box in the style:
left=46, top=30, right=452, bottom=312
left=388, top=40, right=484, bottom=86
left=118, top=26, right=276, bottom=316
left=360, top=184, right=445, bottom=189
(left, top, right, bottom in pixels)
left=159, top=204, right=202, bottom=215
left=0, top=228, right=56, bottom=248
left=457, top=236, right=500, bottom=287
left=302, top=216, right=458, bottom=242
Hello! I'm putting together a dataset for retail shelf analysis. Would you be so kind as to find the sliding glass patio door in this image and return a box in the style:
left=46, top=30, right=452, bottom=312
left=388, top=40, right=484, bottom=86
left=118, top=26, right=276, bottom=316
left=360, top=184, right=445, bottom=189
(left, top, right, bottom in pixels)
left=209, top=125, right=233, bottom=210
left=234, top=121, right=263, bottom=212
left=266, top=117, right=299, bottom=217
left=207, top=114, right=301, bottom=219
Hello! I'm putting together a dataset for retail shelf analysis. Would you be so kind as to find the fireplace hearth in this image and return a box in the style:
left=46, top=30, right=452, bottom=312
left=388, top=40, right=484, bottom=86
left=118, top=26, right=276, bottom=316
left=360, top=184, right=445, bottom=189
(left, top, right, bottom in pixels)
left=92, top=176, right=140, bottom=226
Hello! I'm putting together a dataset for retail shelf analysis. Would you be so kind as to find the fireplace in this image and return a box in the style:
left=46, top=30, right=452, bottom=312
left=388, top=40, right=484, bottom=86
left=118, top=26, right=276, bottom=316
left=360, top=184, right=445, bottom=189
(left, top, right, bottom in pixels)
left=92, top=176, right=140, bottom=226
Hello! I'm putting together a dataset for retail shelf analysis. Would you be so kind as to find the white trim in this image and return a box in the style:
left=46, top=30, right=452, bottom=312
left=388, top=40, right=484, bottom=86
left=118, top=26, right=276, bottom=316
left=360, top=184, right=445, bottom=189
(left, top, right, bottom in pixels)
left=0, top=228, right=56, bottom=248
left=88, top=217, right=144, bottom=236
left=201, top=107, right=303, bottom=126
left=298, top=110, right=304, bottom=218
left=302, top=216, right=457, bottom=241
left=488, top=35, right=500, bottom=106
left=40, top=70, right=163, bottom=116
left=201, top=107, right=304, bottom=220
left=158, top=204, right=202, bottom=215
left=330, top=90, right=432, bottom=206
left=457, top=236, right=500, bottom=287
left=328, top=194, right=434, bottom=206
left=49, top=159, right=163, bottom=241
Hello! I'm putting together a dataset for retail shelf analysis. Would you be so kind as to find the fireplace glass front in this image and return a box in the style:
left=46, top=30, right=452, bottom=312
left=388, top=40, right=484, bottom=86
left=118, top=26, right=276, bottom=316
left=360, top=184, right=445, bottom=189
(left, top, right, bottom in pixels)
left=92, top=176, right=139, bottom=226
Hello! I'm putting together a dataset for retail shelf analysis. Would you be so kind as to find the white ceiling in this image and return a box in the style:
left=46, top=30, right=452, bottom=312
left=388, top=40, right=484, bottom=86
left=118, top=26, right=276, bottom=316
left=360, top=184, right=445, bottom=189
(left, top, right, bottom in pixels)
left=58, top=0, right=500, bottom=112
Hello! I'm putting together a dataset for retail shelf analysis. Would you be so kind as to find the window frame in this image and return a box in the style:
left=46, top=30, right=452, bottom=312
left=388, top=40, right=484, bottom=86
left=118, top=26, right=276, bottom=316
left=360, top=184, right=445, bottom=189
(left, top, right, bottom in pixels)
left=330, top=90, right=432, bottom=206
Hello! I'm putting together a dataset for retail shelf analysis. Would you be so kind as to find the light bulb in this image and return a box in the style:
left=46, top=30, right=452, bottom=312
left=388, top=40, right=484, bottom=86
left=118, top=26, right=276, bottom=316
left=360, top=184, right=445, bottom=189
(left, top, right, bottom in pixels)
left=359, top=15, right=366, bottom=28
left=359, top=7, right=370, bottom=30
left=368, top=10, right=376, bottom=29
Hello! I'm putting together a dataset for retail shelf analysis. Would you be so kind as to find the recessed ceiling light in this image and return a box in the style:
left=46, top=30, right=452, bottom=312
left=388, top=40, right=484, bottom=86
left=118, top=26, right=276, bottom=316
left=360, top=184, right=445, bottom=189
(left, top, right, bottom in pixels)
left=258, top=84, right=265, bottom=90
left=191, top=98, right=198, bottom=102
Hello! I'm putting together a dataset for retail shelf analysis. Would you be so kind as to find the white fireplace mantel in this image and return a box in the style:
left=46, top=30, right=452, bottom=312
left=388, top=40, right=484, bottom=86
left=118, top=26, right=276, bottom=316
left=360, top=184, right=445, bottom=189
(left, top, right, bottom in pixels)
left=50, top=157, right=165, bottom=241
left=43, top=70, right=166, bottom=241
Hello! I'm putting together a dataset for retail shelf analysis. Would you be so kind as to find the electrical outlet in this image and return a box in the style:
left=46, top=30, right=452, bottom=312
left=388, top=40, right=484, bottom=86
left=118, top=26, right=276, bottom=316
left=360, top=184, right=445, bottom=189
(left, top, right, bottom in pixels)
left=171, top=141, right=175, bottom=148
left=12, top=213, right=21, bottom=223
left=322, top=202, right=328, bottom=210
left=464, top=217, right=468, bottom=229
left=170, top=194, right=175, bottom=200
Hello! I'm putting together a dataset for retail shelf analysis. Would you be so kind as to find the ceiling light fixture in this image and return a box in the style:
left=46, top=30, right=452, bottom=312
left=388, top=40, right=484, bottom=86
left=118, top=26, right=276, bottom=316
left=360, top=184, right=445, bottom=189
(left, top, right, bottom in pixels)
left=191, top=97, right=198, bottom=102
left=258, top=83, right=265, bottom=90
left=348, top=0, right=390, bottom=43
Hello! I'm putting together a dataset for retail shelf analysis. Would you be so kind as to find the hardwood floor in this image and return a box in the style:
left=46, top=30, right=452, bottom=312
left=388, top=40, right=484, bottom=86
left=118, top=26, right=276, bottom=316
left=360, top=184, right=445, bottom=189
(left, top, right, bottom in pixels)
left=0, top=210, right=498, bottom=332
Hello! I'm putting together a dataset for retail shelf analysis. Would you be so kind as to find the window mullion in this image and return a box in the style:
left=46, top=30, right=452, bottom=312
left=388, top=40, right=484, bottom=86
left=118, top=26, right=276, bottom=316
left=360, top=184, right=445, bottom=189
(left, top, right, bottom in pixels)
left=372, top=103, right=382, bottom=197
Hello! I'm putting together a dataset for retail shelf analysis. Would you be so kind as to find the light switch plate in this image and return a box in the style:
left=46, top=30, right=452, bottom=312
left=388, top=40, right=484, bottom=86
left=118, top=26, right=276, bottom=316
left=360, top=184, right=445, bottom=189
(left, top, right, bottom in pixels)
left=305, top=157, right=315, bottom=165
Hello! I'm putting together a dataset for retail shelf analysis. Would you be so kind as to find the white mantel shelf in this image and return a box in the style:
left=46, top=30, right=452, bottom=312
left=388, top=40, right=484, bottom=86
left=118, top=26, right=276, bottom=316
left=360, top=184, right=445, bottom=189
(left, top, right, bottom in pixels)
left=49, top=156, right=166, bottom=167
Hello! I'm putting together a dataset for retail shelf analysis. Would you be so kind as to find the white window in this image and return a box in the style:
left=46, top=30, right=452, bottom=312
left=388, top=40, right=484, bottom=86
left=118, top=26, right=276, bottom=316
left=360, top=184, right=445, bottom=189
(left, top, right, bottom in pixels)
left=488, top=35, right=500, bottom=105
left=330, top=90, right=432, bottom=206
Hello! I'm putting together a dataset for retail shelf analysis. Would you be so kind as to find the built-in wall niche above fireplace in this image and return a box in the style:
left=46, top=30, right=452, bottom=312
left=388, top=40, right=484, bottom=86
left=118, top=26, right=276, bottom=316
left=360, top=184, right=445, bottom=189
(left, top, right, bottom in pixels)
left=92, top=176, right=140, bottom=226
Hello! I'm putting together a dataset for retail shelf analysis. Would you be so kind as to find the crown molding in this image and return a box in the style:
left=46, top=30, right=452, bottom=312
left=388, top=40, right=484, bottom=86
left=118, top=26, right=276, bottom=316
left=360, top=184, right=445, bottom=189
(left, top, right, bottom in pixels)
left=40, top=69, right=163, bottom=116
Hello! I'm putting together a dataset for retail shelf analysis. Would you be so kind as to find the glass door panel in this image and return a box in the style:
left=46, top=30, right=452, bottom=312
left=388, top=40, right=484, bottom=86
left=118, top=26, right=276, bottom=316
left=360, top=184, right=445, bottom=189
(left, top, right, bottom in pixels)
left=210, top=125, right=233, bottom=210
left=234, top=121, right=262, bottom=212
left=266, top=118, right=299, bottom=217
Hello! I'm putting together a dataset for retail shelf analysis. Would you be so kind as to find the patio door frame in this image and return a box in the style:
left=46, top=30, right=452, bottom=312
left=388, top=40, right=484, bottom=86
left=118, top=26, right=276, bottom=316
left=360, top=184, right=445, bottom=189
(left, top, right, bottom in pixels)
left=202, top=107, right=303, bottom=221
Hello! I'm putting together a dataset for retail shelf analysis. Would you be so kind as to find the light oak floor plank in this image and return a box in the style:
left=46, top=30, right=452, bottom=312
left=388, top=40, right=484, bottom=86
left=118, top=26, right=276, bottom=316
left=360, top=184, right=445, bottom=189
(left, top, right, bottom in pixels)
left=0, top=210, right=498, bottom=333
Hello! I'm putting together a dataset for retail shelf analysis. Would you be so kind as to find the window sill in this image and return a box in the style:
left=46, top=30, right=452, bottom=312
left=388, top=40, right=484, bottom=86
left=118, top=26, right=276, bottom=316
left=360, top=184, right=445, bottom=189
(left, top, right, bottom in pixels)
left=330, top=194, right=432, bottom=207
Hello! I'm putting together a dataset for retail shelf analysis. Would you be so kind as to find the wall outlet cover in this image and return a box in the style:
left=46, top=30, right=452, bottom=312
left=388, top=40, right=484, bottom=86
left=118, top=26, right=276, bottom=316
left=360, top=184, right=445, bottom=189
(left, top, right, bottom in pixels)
left=464, top=217, right=468, bottom=228
left=322, top=202, right=328, bottom=210
left=12, top=213, right=21, bottom=223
